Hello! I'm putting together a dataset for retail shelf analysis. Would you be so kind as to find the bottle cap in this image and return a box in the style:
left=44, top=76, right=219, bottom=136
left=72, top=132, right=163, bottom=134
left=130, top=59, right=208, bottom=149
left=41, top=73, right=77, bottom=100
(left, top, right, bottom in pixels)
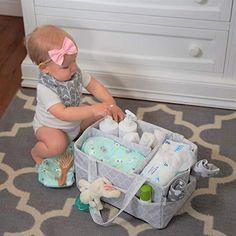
left=139, top=184, right=152, bottom=201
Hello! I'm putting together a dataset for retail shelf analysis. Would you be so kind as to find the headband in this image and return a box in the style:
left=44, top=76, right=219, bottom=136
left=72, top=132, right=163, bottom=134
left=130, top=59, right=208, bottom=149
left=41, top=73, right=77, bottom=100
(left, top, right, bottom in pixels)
left=48, top=37, right=78, bottom=66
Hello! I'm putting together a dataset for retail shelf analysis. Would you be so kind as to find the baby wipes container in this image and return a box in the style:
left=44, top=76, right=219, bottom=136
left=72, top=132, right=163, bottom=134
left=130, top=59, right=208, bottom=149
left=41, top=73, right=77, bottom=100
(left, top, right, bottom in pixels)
left=118, top=110, right=137, bottom=138
left=99, top=115, right=118, bottom=136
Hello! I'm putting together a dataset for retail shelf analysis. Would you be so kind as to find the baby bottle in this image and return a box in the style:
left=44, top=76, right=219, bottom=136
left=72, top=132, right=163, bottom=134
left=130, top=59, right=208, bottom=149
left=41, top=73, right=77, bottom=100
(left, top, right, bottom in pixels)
left=99, top=115, right=118, bottom=136
left=118, top=110, right=137, bottom=138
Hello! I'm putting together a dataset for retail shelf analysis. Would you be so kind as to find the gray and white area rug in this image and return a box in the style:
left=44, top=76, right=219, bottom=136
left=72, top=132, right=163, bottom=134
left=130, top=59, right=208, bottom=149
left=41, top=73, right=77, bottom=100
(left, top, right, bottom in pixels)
left=0, top=88, right=236, bottom=236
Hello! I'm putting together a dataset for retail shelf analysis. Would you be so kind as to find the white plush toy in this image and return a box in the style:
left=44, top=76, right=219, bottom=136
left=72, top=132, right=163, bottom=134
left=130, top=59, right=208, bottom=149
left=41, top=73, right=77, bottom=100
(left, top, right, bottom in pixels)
left=78, top=177, right=121, bottom=210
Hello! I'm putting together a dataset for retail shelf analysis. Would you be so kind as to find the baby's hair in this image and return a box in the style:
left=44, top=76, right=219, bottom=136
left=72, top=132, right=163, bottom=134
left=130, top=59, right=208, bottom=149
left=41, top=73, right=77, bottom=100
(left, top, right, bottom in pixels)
left=25, top=25, right=77, bottom=65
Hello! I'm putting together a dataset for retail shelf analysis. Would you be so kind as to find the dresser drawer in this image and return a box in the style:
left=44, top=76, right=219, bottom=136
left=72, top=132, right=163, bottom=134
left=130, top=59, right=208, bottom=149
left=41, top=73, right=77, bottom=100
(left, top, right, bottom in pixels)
left=20, top=0, right=236, bottom=109
left=35, top=0, right=233, bottom=22
left=36, top=13, right=228, bottom=73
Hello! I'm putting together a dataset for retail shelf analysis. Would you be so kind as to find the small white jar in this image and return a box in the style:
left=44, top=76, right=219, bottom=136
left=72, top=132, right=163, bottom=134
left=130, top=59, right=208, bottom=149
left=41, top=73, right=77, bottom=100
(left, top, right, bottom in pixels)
left=99, top=116, right=118, bottom=136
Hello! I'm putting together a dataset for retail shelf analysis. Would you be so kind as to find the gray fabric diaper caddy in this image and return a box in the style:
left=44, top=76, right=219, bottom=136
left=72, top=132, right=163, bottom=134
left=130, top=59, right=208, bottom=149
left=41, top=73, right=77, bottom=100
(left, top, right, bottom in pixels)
left=74, top=118, right=219, bottom=229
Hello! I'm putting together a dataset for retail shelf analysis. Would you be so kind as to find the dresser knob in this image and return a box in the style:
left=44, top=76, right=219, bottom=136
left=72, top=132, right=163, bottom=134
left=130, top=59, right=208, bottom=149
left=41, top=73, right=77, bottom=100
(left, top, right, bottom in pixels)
left=194, top=0, right=207, bottom=4
left=189, top=44, right=202, bottom=57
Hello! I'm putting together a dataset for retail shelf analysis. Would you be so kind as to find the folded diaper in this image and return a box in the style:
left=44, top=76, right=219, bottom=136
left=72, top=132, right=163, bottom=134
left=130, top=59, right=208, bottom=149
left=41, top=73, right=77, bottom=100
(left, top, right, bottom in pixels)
left=38, top=142, right=75, bottom=188
left=38, top=157, right=75, bottom=187
left=81, top=136, right=146, bottom=173
left=140, top=139, right=195, bottom=186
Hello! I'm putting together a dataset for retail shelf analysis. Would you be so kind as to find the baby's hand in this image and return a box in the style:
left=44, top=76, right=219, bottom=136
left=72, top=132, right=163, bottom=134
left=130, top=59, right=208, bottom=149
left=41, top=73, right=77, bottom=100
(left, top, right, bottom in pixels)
left=109, top=104, right=124, bottom=122
left=91, top=103, right=111, bottom=117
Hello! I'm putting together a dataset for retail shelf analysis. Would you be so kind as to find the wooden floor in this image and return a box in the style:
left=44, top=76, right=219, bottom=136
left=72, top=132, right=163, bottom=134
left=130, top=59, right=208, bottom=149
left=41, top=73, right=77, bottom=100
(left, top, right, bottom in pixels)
left=0, top=15, right=27, bottom=118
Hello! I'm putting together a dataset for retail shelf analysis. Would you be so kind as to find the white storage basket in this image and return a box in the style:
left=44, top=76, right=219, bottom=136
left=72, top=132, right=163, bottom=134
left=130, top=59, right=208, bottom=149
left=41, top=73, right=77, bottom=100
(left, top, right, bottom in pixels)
left=74, top=119, right=197, bottom=228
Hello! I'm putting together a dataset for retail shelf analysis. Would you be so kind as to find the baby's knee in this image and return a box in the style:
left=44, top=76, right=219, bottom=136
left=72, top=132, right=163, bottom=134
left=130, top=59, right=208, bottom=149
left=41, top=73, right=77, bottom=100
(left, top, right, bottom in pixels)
left=48, top=139, right=68, bottom=156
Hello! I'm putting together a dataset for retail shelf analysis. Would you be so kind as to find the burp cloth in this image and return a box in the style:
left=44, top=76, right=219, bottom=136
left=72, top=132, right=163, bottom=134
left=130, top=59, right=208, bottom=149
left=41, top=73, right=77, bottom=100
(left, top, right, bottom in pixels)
left=81, top=136, right=146, bottom=173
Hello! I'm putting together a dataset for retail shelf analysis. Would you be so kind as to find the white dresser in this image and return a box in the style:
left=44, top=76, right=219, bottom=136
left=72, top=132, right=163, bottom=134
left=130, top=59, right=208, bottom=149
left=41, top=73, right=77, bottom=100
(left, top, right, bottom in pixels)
left=20, top=0, right=236, bottom=109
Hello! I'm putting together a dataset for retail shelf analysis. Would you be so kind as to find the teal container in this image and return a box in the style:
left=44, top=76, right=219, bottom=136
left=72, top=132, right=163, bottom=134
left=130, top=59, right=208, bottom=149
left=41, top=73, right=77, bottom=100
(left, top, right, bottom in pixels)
left=75, top=196, right=90, bottom=211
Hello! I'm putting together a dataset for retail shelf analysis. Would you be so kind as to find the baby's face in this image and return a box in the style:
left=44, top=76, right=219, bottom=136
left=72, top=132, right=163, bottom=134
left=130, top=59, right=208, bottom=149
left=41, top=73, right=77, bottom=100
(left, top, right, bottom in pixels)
left=45, top=54, right=78, bottom=81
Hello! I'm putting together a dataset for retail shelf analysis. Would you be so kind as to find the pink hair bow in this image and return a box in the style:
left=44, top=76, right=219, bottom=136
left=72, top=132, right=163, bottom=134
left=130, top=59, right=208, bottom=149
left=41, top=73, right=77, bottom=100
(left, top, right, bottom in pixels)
left=48, top=37, right=77, bottom=66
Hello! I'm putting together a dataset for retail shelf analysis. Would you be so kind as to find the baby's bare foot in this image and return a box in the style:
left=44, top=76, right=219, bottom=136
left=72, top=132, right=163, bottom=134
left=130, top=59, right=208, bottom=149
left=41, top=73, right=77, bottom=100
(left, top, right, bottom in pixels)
left=31, top=148, right=43, bottom=165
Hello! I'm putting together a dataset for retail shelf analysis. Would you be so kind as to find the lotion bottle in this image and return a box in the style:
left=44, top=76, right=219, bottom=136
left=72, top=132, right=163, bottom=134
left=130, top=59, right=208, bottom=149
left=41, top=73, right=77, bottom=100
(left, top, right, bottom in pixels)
left=118, top=110, right=137, bottom=138
left=99, top=115, right=118, bottom=136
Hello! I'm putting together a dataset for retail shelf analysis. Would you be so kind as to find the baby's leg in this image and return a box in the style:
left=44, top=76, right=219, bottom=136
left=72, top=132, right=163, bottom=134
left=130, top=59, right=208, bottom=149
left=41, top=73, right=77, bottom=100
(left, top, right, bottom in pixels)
left=31, top=126, right=69, bottom=165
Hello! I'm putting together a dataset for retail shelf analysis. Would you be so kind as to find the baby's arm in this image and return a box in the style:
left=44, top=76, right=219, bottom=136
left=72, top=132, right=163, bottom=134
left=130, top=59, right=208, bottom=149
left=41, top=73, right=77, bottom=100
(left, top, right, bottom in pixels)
left=48, top=102, right=111, bottom=122
left=37, top=83, right=109, bottom=122
left=86, top=77, right=124, bottom=121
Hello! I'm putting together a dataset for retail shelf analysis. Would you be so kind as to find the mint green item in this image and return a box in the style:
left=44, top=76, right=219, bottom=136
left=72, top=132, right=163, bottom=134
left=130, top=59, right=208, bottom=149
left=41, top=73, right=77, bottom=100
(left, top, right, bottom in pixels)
left=38, top=143, right=75, bottom=188
left=139, top=184, right=152, bottom=202
left=81, top=136, right=146, bottom=173
left=75, top=196, right=90, bottom=211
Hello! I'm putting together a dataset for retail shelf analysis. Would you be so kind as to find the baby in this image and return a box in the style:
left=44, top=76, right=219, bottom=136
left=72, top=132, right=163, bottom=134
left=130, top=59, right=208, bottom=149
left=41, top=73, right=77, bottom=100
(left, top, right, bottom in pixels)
left=26, top=25, right=124, bottom=165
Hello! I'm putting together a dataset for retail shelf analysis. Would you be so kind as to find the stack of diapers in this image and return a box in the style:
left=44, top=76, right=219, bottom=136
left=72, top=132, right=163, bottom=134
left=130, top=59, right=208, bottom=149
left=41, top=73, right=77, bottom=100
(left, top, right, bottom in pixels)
left=81, top=136, right=146, bottom=173
left=140, top=139, right=196, bottom=186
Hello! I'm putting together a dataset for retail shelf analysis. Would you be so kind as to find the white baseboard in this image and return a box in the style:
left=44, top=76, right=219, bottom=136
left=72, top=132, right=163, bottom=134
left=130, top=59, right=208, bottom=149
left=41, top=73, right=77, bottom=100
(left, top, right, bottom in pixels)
left=0, top=0, right=22, bottom=16
left=21, top=57, right=236, bottom=110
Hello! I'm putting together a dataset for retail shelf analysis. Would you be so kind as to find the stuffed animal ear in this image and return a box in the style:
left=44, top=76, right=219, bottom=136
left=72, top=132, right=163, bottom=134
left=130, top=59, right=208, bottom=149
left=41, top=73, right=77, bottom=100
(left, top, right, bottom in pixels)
left=103, top=189, right=121, bottom=198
